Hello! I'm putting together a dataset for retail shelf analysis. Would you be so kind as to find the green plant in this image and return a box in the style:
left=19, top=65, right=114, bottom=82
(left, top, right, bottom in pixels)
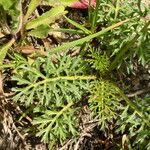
left=94, top=0, right=150, bottom=72
left=116, top=96, right=150, bottom=149
left=11, top=50, right=149, bottom=149
left=0, top=0, right=67, bottom=63
left=87, top=49, right=110, bottom=74
left=12, top=53, right=95, bottom=145
left=89, top=79, right=121, bottom=130
left=0, top=0, right=150, bottom=149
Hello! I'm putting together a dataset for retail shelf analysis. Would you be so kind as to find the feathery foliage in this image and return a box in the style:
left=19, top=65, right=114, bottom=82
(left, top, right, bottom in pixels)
left=0, top=0, right=149, bottom=149
left=89, top=80, right=121, bottom=130
left=12, top=53, right=95, bottom=144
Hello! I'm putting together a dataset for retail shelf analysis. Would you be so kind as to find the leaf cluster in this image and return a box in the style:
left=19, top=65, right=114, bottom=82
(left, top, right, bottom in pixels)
left=87, top=49, right=110, bottom=75
left=116, top=96, right=150, bottom=149
left=90, top=0, right=150, bottom=72
left=89, top=80, right=121, bottom=130
left=12, top=53, right=92, bottom=144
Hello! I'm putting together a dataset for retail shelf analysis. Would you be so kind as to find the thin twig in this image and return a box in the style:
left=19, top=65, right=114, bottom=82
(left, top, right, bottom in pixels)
left=126, top=88, right=150, bottom=98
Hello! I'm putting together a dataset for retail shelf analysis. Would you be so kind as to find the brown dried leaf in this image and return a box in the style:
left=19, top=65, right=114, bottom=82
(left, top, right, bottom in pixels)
left=19, top=45, right=37, bottom=54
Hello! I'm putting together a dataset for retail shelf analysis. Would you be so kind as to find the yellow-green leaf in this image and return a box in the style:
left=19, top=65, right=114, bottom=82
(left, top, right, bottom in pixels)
left=0, top=0, right=14, bottom=10
left=24, top=0, right=42, bottom=21
left=64, top=16, right=91, bottom=35
left=26, top=6, right=67, bottom=30
left=28, top=25, right=51, bottom=38
left=0, top=38, right=15, bottom=65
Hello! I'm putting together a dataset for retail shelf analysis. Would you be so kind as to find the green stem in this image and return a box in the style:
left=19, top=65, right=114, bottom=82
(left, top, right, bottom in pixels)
left=91, top=0, right=100, bottom=32
left=137, top=0, right=142, bottom=15
left=17, top=75, right=97, bottom=94
left=49, top=19, right=130, bottom=54
left=114, top=0, right=120, bottom=20
left=48, top=102, right=73, bottom=128
left=43, top=101, right=73, bottom=142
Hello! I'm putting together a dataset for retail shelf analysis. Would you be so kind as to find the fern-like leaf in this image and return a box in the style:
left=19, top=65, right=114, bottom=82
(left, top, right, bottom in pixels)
left=12, top=54, right=95, bottom=106
left=87, top=49, right=110, bottom=75
left=89, top=79, right=121, bottom=129
left=32, top=102, right=78, bottom=144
